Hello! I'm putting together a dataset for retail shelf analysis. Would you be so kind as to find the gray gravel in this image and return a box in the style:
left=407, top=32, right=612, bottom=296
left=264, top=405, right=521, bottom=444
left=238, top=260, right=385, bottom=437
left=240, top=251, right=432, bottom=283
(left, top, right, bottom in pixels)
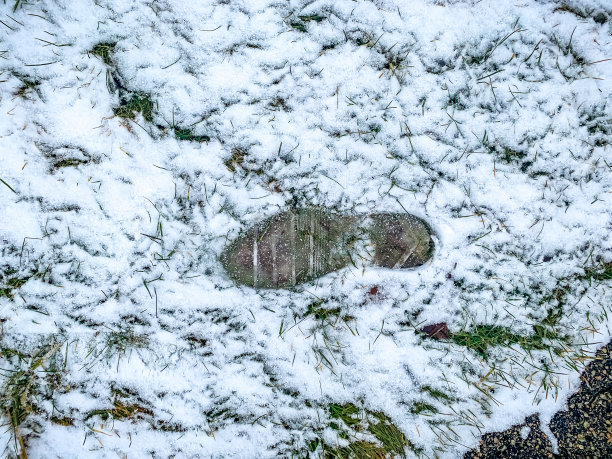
left=466, top=341, right=611, bottom=458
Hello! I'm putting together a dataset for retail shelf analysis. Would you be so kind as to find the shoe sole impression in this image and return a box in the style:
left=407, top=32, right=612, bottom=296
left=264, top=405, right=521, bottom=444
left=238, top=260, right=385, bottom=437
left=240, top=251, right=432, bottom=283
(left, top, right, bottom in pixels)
left=220, top=207, right=434, bottom=289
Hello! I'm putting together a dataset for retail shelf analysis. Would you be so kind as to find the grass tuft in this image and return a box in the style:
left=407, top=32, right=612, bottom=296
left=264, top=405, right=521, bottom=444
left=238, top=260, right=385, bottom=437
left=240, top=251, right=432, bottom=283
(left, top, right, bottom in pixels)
left=0, top=271, right=32, bottom=301
left=450, top=324, right=549, bottom=357
left=421, top=385, right=453, bottom=401
left=114, top=93, right=155, bottom=122
left=13, top=0, right=38, bottom=12
left=583, top=261, right=612, bottom=282
left=329, top=402, right=360, bottom=427
left=324, top=440, right=387, bottom=459
left=85, top=398, right=152, bottom=422
left=466, top=27, right=525, bottom=65
left=290, top=22, right=307, bottom=33
left=299, top=15, right=326, bottom=23
left=89, top=42, right=116, bottom=66
left=13, top=79, right=41, bottom=100
left=288, top=13, right=325, bottom=33
left=0, top=343, right=62, bottom=459
left=225, top=148, right=246, bottom=172
left=53, top=158, right=88, bottom=169
left=317, top=403, right=418, bottom=457
left=410, top=401, right=437, bottom=415
left=368, top=412, right=415, bottom=455
left=305, top=300, right=341, bottom=323
left=173, top=127, right=210, bottom=143
left=103, top=327, right=148, bottom=357
left=50, top=416, right=74, bottom=426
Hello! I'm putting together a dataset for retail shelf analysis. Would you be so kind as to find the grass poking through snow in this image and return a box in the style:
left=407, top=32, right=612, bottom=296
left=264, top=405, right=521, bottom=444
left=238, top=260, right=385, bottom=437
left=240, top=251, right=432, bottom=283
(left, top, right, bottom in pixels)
left=309, top=402, right=420, bottom=457
left=114, top=93, right=155, bottom=122
left=89, top=42, right=116, bottom=66
left=0, top=343, right=62, bottom=459
left=173, top=127, right=210, bottom=143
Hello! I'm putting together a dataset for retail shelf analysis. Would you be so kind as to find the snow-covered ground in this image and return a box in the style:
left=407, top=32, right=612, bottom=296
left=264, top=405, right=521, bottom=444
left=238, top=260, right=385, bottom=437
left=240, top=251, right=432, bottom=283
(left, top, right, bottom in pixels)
left=0, top=0, right=610, bottom=457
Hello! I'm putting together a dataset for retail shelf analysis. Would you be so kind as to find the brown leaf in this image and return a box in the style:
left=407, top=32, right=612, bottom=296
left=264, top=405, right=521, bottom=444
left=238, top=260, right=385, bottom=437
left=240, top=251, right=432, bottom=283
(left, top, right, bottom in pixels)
left=420, top=322, right=449, bottom=340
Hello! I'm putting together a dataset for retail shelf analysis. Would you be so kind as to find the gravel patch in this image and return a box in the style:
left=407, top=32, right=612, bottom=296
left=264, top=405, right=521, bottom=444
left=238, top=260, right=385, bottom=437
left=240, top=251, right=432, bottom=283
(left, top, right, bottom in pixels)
left=467, top=340, right=611, bottom=458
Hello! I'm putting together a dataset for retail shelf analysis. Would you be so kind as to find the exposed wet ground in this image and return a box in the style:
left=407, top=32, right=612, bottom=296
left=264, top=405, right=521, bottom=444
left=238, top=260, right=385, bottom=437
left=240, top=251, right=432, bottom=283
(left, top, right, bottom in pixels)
left=466, top=341, right=611, bottom=458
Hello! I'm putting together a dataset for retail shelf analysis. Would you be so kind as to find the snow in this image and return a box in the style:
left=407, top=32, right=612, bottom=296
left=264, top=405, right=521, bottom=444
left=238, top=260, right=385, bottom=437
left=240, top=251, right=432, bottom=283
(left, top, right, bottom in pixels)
left=0, top=0, right=610, bottom=457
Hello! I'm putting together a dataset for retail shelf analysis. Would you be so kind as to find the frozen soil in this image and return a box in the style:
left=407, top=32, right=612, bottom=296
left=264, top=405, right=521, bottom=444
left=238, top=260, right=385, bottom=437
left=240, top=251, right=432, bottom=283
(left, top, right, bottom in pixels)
left=0, top=0, right=611, bottom=457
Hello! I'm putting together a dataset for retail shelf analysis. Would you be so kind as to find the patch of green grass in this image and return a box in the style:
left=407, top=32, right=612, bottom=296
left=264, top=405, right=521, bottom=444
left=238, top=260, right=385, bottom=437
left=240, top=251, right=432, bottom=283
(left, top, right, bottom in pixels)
left=379, top=49, right=410, bottom=83
left=433, top=262, right=608, bottom=408
left=324, top=440, right=387, bottom=459
left=266, top=96, right=290, bottom=112
left=13, top=79, right=41, bottom=100
left=85, top=398, right=152, bottom=421
left=382, top=53, right=406, bottom=72
left=0, top=275, right=31, bottom=300
left=173, top=127, right=210, bottom=142
left=12, top=0, right=38, bottom=12
left=85, top=387, right=154, bottom=423
left=89, top=42, right=116, bottom=66
left=368, top=412, right=416, bottom=455
left=450, top=324, right=549, bottom=357
left=290, top=21, right=307, bottom=33
left=299, top=14, right=326, bottom=23
left=305, top=300, right=341, bottom=323
left=53, top=158, right=88, bottom=169
left=479, top=131, right=527, bottom=166
left=288, top=14, right=325, bottom=33
left=1, top=343, right=62, bottom=459
left=103, top=327, right=148, bottom=357
left=498, top=146, right=526, bottom=163
left=582, top=261, right=612, bottom=282
left=50, top=416, right=74, bottom=426
left=409, top=401, right=438, bottom=415
left=309, top=405, right=417, bottom=458
left=114, top=93, right=154, bottom=122
left=308, top=438, right=387, bottom=459
left=443, top=86, right=468, bottom=111
left=1, top=348, right=29, bottom=361
left=329, top=402, right=360, bottom=427
left=89, top=42, right=122, bottom=92
left=579, top=106, right=610, bottom=147
left=444, top=263, right=610, bottom=358
left=421, top=385, right=452, bottom=402
left=223, top=147, right=269, bottom=178
left=205, top=406, right=237, bottom=426
left=225, top=147, right=246, bottom=172
left=465, top=27, right=524, bottom=66
left=85, top=327, right=149, bottom=369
